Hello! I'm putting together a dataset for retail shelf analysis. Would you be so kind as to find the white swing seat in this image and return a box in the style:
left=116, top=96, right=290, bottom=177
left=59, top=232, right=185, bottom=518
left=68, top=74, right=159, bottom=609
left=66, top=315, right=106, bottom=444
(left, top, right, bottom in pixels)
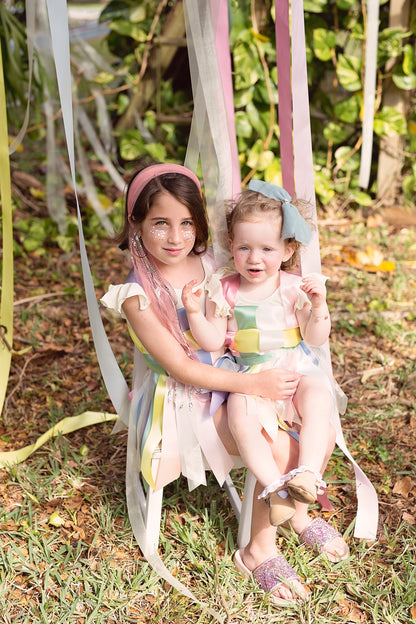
left=136, top=445, right=257, bottom=554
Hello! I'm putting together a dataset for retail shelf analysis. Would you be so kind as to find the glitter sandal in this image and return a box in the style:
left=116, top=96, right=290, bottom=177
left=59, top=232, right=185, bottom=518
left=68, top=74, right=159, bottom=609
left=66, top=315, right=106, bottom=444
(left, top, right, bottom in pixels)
left=233, top=549, right=305, bottom=606
left=299, top=517, right=349, bottom=562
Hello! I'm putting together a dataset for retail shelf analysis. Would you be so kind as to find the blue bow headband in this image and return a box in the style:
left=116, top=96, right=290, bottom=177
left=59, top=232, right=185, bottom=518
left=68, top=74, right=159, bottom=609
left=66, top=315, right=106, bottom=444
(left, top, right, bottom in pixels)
left=248, top=179, right=311, bottom=244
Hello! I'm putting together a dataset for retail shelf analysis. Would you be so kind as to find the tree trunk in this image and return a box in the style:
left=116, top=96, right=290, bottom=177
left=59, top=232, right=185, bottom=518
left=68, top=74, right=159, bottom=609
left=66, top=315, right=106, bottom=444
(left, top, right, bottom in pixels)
left=376, top=0, right=410, bottom=203
left=116, top=1, right=186, bottom=131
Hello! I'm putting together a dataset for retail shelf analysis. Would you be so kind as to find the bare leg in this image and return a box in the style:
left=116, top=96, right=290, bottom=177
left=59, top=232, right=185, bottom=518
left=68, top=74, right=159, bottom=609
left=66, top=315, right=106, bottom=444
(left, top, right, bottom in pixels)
left=227, top=393, right=282, bottom=489
left=239, top=433, right=308, bottom=601
left=292, top=376, right=332, bottom=472
left=285, top=424, right=349, bottom=561
left=214, top=405, right=307, bottom=601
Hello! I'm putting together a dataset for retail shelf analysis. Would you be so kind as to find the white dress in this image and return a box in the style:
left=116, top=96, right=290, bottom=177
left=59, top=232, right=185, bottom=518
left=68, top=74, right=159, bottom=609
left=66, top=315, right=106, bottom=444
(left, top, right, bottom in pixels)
left=100, top=251, right=235, bottom=492
left=205, top=269, right=348, bottom=441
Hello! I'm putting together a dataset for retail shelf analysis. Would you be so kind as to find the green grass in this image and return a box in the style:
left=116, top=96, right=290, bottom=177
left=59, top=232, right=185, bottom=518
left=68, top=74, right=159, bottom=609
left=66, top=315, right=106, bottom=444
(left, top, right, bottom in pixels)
left=1, top=442, right=415, bottom=623
left=2, top=207, right=415, bottom=622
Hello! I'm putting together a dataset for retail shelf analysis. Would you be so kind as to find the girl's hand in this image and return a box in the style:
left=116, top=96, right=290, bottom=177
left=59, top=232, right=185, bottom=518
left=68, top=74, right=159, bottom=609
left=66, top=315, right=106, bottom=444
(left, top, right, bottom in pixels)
left=253, top=368, right=300, bottom=400
left=300, top=275, right=327, bottom=308
left=182, top=279, right=202, bottom=315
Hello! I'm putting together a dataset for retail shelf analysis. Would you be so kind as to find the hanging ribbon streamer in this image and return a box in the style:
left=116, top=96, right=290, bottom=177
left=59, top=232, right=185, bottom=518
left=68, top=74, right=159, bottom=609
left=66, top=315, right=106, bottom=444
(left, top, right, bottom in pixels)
left=275, top=0, right=379, bottom=539
left=184, top=0, right=239, bottom=267
left=359, top=0, right=380, bottom=189
left=290, top=0, right=321, bottom=274
left=0, top=44, right=14, bottom=416
left=209, top=0, right=241, bottom=199
left=275, top=0, right=295, bottom=195
left=0, top=412, right=117, bottom=468
left=44, top=0, right=130, bottom=425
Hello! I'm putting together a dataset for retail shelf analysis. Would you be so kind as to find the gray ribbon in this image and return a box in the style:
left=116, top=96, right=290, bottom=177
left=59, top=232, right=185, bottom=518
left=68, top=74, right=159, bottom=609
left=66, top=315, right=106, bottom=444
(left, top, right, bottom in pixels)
left=248, top=179, right=311, bottom=244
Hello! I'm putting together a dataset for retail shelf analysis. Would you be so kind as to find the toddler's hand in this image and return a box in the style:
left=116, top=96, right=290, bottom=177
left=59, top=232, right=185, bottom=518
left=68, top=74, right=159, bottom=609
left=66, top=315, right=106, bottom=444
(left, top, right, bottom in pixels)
left=182, top=280, right=202, bottom=315
left=300, top=274, right=327, bottom=307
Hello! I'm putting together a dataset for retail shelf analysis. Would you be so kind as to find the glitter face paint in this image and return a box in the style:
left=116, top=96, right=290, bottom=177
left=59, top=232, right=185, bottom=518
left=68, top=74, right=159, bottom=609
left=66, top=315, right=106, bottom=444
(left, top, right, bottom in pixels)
left=149, top=223, right=195, bottom=241
left=137, top=193, right=197, bottom=270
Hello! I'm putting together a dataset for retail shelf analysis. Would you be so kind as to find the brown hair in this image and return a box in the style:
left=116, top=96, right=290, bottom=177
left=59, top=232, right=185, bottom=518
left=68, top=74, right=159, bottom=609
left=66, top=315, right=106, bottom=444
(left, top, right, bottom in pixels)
left=226, top=189, right=314, bottom=271
left=116, top=162, right=208, bottom=255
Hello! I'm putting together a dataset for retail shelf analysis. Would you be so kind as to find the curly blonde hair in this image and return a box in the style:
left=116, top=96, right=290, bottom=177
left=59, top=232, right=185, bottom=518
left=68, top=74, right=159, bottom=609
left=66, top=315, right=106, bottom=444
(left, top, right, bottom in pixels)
left=225, top=189, right=314, bottom=272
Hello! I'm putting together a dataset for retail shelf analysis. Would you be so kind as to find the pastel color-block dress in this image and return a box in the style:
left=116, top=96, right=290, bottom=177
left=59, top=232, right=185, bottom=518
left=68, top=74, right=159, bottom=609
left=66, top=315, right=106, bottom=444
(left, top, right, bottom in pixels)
left=206, top=269, right=348, bottom=440
left=100, top=251, right=235, bottom=492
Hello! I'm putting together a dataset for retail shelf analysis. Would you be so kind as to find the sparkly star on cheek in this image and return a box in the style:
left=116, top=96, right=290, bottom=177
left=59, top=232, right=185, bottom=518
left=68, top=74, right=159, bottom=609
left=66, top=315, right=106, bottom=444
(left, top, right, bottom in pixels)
left=149, top=225, right=168, bottom=240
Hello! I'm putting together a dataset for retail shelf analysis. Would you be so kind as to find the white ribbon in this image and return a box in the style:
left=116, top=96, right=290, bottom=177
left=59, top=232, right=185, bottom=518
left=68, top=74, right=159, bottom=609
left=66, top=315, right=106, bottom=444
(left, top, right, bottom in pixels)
left=184, top=0, right=239, bottom=267
left=44, top=0, right=130, bottom=425
left=281, top=0, right=379, bottom=538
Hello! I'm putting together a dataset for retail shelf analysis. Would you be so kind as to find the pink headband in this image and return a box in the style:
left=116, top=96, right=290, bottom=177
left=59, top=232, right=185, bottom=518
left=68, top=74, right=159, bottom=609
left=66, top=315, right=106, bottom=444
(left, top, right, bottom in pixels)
left=127, top=164, right=202, bottom=216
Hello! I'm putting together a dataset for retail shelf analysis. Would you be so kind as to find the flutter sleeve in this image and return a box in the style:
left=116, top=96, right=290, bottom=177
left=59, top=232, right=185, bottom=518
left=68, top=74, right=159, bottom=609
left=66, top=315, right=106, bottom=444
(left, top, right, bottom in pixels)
left=100, top=283, right=150, bottom=319
left=294, top=272, right=329, bottom=310
left=205, top=273, right=232, bottom=319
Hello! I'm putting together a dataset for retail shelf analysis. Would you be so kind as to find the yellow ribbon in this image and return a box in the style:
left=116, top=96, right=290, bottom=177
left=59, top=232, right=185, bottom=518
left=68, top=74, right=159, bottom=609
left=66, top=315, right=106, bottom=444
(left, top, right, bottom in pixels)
left=234, top=327, right=301, bottom=354
left=283, top=327, right=302, bottom=347
left=0, top=45, right=14, bottom=415
left=140, top=374, right=166, bottom=490
left=234, top=328, right=260, bottom=354
left=0, top=411, right=118, bottom=468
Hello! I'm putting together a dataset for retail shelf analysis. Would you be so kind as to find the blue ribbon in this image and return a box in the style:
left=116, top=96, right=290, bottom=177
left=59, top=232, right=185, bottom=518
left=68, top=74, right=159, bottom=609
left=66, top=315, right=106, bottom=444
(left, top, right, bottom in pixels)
left=248, top=179, right=311, bottom=244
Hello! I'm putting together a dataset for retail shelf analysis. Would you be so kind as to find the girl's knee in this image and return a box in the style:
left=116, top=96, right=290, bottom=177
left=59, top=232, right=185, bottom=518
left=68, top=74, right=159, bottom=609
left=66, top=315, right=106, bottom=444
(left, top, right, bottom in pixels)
left=295, top=377, right=332, bottom=411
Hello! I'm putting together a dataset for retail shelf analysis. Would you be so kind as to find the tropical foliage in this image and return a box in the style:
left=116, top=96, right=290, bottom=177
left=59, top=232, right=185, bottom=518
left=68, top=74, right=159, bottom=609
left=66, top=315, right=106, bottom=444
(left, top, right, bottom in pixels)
left=3, top=0, right=416, bottom=228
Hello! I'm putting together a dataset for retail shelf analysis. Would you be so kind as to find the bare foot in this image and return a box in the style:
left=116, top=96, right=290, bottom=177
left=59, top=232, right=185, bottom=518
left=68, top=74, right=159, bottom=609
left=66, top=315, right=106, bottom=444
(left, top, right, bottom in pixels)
left=287, top=515, right=349, bottom=562
left=237, top=547, right=309, bottom=603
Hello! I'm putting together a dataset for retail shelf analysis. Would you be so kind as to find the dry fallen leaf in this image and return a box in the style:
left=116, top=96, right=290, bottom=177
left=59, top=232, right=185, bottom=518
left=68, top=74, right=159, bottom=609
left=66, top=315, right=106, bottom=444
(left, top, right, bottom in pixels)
left=402, top=512, right=415, bottom=525
left=343, top=245, right=396, bottom=272
left=393, top=476, right=414, bottom=498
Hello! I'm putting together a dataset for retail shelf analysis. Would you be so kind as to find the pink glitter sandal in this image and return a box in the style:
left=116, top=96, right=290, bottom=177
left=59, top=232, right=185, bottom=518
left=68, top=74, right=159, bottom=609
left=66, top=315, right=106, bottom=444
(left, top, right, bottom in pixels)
left=299, top=517, right=349, bottom=562
left=233, top=549, right=305, bottom=606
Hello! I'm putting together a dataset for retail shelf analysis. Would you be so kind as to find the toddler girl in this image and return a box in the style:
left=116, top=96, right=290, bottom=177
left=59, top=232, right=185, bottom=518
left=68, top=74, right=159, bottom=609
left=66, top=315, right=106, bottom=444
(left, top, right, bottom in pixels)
left=183, top=179, right=346, bottom=526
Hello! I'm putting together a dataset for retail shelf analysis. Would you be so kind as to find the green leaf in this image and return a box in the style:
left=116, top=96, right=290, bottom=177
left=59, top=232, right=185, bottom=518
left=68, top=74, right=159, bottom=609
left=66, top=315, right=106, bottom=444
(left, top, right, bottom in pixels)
left=336, top=54, right=362, bottom=91
left=246, top=140, right=274, bottom=170
left=334, top=95, right=361, bottom=123
left=56, top=235, right=74, bottom=254
left=99, top=1, right=130, bottom=23
left=374, top=107, right=407, bottom=136
left=323, top=121, right=348, bottom=143
left=348, top=189, right=373, bottom=206
left=313, top=167, right=336, bottom=204
left=336, top=0, right=357, bottom=9
left=392, top=70, right=416, bottom=91
left=378, top=28, right=408, bottom=64
left=235, top=111, right=253, bottom=138
left=303, top=0, right=328, bottom=13
left=313, top=28, right=336, bottom=62
left=233, top=42, right=260, bottom=89
left=48, top=512, right=66, bottom=527
left=402, top=44, right=415, bottom=75
left=264, top=160, right=282, bottom=185
left=234, top=88, right=254, bottom=108
left=335, top=146, right=360, bottom=171
left=119, top=129, right=145, bottom=160
left=109, top=19, right=147, bottom=42
left=117, top=94, right=130, bottom=116
left=246, top=102, right=266, bottom=136
left=94, top=72, right=116, bottom=86
left=144, top=143, right=168, bottom=162
left=130, top=6, right=146, bottom=23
